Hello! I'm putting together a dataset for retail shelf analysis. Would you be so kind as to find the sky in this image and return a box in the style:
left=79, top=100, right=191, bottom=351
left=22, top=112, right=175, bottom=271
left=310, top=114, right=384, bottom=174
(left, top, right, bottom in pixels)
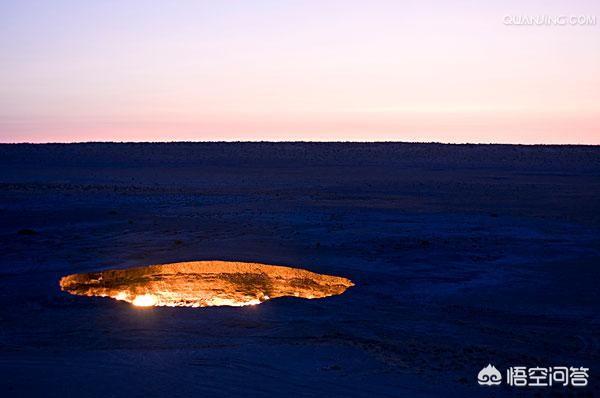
left=1, top=0, right=599, bottom=144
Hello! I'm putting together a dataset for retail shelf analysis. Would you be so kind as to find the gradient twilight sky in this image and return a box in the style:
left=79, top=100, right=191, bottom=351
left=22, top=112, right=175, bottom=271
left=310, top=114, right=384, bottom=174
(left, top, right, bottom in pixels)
left=1, top=1, right=599, bottom=143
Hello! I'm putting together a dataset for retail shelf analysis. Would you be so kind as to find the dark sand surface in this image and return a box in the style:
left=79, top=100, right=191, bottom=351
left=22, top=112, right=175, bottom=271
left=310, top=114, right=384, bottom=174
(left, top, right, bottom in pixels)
left=0, top=143, right=599, bottom=397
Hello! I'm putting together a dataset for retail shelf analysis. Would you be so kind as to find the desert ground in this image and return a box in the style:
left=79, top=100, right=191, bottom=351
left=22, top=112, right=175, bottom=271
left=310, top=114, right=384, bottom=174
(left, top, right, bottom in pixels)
left=0, top=142, right=598, bottom=397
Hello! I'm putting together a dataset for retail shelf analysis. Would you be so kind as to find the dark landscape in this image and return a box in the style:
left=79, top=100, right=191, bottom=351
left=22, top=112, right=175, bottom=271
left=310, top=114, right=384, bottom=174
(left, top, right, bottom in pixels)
left=0, top=142, right=599, bottom=397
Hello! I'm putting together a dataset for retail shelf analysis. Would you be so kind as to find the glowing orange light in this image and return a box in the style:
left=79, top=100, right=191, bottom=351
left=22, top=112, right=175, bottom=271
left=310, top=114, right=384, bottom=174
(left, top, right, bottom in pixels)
left=59, top=260, right=354, bottom=308
left=132, top=294, right=157, bottom=307
left=115, top=291, right=128, bottom=301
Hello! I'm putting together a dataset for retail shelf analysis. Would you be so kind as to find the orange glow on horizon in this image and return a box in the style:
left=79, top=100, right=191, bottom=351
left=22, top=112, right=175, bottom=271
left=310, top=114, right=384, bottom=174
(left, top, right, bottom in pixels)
left=2, top=1, right=598, bottom=144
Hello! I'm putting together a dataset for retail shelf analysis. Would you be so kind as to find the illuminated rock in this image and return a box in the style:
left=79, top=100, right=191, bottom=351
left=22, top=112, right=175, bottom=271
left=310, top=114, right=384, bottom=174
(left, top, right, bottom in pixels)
left=59, top=261, right=354, bottom=308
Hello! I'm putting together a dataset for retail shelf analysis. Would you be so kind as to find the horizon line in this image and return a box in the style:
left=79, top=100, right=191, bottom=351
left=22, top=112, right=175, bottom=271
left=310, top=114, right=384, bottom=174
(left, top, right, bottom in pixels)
left=0, top=140, right=598, bottom=147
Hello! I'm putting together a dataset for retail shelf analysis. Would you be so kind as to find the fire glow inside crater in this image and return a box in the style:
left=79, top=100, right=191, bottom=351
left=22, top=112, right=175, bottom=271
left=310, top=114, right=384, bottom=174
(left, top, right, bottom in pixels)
left=59, top=261, right=354, bottom=308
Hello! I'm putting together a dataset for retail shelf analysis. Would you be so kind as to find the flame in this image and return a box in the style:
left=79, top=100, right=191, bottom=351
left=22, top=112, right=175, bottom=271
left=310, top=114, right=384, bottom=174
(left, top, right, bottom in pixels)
left=206, top=297, right=262, bottom=307
left=59, top=260, right=354, bottom=308
left=132, top=294, right=157, bottom=307
left=115, top=291, right=128, bottom=301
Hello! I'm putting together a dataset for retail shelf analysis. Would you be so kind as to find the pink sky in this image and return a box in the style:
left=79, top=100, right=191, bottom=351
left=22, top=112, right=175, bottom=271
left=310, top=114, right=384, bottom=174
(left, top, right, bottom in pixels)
left=1, top=1, right=599, bottom=143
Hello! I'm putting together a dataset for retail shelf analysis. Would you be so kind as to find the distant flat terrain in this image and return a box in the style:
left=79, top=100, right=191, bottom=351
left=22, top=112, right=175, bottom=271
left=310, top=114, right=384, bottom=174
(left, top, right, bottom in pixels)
left=0, top=143, right=599, bottom=397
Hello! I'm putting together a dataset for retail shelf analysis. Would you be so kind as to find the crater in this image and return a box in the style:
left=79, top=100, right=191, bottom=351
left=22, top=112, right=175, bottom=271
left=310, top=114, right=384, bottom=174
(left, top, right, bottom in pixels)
left=59, top=261, right=354, bottom=308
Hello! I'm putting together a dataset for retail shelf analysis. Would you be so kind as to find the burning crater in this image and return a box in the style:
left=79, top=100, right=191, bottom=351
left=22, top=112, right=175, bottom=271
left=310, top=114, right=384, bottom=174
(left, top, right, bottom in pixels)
left=59, top=261, right=354, bottom=308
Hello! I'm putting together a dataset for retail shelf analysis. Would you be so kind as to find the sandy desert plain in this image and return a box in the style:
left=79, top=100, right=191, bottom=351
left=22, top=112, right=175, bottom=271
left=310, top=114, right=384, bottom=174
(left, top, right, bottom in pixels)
left=0, top=142, right=598, bottom=397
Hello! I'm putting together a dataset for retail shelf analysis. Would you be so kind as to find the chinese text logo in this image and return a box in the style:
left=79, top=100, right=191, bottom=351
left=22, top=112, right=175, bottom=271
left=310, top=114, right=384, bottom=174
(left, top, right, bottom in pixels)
left=478, top=365, right=589, bottom=388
